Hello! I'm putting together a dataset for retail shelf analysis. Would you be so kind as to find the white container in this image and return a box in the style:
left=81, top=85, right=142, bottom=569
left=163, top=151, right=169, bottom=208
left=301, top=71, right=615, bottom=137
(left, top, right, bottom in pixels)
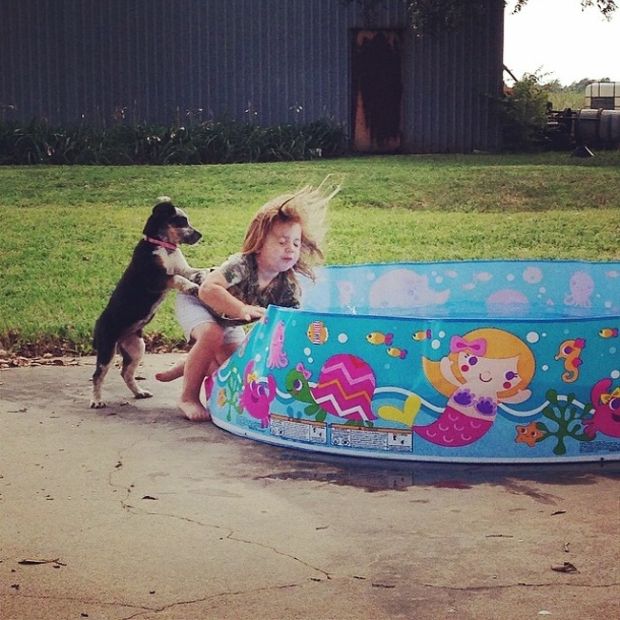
left=584, top=82, right=620, bottom=110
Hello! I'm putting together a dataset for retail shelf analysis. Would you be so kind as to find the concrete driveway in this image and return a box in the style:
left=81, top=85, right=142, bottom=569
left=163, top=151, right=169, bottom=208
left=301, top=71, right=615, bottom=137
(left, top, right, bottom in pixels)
left=1, top=354, right=618, bottom=619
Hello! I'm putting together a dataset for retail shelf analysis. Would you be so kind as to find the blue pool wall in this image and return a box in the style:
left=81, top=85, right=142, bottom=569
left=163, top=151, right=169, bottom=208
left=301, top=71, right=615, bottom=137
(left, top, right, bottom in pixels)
left=207, top=260, right=620, bottom=463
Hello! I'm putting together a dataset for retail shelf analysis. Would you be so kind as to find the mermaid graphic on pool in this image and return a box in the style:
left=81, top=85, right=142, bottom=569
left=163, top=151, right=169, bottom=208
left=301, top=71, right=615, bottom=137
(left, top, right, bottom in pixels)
left=417, top=328, right=536, bottom=447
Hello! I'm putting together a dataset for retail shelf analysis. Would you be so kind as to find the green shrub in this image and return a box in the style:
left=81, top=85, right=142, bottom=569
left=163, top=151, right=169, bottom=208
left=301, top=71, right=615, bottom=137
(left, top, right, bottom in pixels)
left=0, top=118, right=347, bottom=165
left=496, top=73, right=551, bottom=152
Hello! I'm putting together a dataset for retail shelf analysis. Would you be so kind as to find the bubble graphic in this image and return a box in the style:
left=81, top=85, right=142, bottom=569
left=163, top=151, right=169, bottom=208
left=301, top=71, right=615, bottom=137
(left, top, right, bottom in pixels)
left=338, top=333, right=348, bottom=344
left=526, top=331, right=540, bottom=344
left=523, top=266, right=543, bottom=284
left=303, top=347, right=311, bottom=356
left=431, top=339, right=441, bottom=350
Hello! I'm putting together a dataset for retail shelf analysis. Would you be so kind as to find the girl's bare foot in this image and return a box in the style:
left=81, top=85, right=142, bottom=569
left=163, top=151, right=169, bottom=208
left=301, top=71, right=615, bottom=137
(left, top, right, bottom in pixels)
left=155, top=362, right=185, bottom=382
left=178, top=399, right=211, bottom=422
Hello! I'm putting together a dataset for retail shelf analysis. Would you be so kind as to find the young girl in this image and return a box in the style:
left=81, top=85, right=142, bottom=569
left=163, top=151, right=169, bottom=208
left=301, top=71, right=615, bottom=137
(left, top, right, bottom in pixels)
left=158, top=181, right=338, bottom=421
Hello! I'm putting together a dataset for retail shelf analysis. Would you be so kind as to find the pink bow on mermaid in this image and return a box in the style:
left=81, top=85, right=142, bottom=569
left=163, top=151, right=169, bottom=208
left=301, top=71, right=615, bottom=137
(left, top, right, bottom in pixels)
left=449, top=335, right=487, bottom=356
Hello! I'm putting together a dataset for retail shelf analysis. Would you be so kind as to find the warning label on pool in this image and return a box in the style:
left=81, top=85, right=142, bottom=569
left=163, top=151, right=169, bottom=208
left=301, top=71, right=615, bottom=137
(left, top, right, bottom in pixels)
left=331, top=424, right=412, bottom=452
left=270, top=414, right=327, bottom=444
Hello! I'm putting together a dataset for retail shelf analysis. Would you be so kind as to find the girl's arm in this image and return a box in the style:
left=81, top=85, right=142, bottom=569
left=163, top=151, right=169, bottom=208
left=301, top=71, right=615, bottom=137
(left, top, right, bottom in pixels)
left=198, top=269, right=265, bottom=322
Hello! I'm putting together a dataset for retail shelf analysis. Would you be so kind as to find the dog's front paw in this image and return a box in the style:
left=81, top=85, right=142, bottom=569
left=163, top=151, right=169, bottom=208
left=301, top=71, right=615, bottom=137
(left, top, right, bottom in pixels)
left=189, top=270, right=209, bottom=285
left=135, top=389, right=153, bottom=400
left=90, top=399, right=107, bottom=409
left=187, top=283, right=200, bottom=297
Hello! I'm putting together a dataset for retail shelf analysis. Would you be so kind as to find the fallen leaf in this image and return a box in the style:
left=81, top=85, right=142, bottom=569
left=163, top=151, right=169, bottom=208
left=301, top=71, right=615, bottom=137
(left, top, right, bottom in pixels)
left=551, top=510, right=567, bottom=516
left=551, top=562, right=578, bottom=573
left=142, top=495, right=158, bottom=500
left=18, top=558, right=66, bottom=567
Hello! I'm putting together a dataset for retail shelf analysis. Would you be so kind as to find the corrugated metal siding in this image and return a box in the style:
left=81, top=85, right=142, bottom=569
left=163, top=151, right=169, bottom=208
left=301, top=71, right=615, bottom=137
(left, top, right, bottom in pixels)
left=0, top=0, right=503, bottom=153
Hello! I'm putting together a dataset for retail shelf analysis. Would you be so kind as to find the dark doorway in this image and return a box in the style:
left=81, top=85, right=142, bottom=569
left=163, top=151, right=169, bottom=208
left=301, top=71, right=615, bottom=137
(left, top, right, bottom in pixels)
left=351, top=30, right=403, bottom=152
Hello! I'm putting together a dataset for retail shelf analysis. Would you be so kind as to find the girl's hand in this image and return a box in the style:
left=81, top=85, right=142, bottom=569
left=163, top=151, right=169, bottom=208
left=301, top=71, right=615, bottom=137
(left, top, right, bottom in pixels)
left=239, top=304, right=266, bottom=321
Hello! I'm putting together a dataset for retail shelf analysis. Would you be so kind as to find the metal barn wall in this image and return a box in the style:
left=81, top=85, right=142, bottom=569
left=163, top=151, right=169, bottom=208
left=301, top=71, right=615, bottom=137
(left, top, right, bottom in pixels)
left=0, top=0, right=504, bottom=153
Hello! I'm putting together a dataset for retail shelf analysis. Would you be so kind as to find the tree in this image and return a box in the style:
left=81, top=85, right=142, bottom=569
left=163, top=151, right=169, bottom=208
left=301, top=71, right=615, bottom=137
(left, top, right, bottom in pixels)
left=345, top=1, right=617, bottom=34
left=407, top=1, right=616, bottom=33
left=512, top=1, right=616, bottom=18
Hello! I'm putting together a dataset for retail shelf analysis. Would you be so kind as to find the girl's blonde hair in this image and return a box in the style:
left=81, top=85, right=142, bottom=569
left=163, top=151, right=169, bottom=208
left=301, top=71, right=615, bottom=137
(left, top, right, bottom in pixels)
left=242, top=177, right=339, bottom=281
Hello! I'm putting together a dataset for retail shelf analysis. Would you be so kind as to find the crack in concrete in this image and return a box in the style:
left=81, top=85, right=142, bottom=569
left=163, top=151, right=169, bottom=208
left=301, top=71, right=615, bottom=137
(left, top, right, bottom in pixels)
left=105, top=439, right=332, bottom=582
left=0, top=592, right=153, bottom=613
left=119, top=582, right=302, bottom=620
left=104, top=445, right=333, bottom=595
left=106, top=501, right=333, bottom=582
left=419, top=581, right=620, bottom=591
left=224, top=531, right=332, bottom=580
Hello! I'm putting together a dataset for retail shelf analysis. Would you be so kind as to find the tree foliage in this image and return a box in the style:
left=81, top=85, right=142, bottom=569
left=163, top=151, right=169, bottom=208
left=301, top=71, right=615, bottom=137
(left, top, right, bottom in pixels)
left=345, top=1, right=616, bottom=34
left=496, top=72, right=550, bottom=151
left=512, top=1, right=616, bottom=19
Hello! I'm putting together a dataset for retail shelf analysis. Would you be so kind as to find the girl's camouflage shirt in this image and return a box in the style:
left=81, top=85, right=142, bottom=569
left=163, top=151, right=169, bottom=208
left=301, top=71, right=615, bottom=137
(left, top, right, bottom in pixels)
left=207, top=252, right=301, bottom=325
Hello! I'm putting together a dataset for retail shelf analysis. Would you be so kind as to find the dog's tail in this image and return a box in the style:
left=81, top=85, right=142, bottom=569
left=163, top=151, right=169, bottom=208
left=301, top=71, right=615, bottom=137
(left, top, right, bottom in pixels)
left=92, top=318, right=116, bottom=365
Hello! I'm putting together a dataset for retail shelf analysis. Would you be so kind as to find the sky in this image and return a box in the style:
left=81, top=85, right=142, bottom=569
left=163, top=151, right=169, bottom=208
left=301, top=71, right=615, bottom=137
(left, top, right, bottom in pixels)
left=503, top=0, right=620, bottom=85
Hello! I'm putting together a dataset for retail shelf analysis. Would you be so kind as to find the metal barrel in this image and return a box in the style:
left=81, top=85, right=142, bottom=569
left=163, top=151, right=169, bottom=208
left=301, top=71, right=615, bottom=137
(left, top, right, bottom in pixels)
left=575, top=109, right=620, bottom=146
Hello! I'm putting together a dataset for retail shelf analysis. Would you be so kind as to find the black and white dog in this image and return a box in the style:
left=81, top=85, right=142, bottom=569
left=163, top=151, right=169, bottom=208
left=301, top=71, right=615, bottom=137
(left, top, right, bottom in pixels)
left=90, top=197, right=205, bottom=408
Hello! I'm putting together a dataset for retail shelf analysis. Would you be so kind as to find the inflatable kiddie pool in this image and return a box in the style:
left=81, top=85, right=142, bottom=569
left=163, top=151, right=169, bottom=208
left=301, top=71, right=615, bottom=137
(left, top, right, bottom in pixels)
left=204, top=260, right=620, bottom=463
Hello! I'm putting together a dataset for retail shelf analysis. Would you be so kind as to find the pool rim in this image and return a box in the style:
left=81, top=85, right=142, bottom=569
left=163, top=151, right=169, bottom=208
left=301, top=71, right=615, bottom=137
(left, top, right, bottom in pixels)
left=300, top=258, right=620, bottom=322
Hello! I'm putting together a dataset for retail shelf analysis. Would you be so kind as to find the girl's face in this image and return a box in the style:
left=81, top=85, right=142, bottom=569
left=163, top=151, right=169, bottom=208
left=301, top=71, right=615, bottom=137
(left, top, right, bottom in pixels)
left=457, top=351, right=520, bottom=395
left=256, top=221, right=302, bottom=276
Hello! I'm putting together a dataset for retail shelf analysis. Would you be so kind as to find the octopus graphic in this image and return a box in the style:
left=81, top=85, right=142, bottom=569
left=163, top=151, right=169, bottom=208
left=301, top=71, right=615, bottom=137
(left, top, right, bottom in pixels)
left=584, top=378, right=620, bottom=439
left=418, top=328, right=535, bottom=447
left=564, top=271, right=594, bottom=308
left=239, top=360, right=276, bottom=428
left=266, top=321, right=288, bottom=369
left=554, top=338, right=586, bottom=383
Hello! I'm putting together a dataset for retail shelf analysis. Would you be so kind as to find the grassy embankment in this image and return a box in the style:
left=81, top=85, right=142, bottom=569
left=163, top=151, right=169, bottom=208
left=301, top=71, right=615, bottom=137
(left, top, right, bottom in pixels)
left=1, top=152, right=619, bottom=355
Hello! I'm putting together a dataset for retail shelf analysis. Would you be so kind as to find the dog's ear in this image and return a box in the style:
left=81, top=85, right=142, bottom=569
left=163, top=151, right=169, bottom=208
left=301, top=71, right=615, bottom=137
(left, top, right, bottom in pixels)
left=143, top=198, right=175, bottom=236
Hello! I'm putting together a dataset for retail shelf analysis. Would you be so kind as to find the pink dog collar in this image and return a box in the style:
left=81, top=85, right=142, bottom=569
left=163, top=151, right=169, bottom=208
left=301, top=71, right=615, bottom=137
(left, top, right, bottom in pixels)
left=144, top=236, right=177, bottom=251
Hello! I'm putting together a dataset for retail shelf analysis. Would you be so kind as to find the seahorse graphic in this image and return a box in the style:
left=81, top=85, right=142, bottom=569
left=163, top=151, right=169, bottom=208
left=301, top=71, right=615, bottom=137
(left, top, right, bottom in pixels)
left=554, top=338, right=586, bottom=383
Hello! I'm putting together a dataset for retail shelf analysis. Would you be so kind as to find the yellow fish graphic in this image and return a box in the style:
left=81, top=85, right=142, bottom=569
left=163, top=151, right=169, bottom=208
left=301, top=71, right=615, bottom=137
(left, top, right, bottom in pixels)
left=366, top=332, right=394, bottom=346
left=386, top=346, right=407, bottom=359
left=599, top=328, right=618, bottom=338
left=412, top=329, right=432, bottom=341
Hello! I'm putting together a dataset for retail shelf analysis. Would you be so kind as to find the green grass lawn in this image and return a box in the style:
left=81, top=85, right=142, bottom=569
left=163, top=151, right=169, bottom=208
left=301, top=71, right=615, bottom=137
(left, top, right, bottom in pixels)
left=1, top=152, right=619, bottom=355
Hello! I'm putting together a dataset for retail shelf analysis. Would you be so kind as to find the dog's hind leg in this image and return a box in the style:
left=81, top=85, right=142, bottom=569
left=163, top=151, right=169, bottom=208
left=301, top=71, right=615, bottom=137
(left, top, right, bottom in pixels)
left=91, top=343, right=116, bottom=408
left=119, top=333, right=153, bottom=399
